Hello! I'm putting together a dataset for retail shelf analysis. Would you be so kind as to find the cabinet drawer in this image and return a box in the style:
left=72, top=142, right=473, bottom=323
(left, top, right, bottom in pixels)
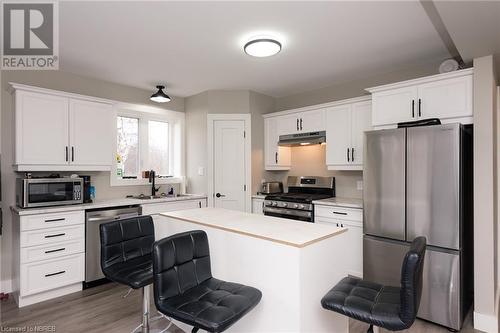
left=315, top=205, right=362, bottom=222
left=20, top=224, right=84, bottom=248
left=20, top=239, right=84, bottom=264
left=20, top=253, right=84, bottom=296
left=21, top=210, right=84, bottom=231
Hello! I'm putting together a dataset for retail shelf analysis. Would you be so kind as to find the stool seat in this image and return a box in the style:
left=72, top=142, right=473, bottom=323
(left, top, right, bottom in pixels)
left=103, top=256, right=153, bottom=289
left=322, top=276, right=404, bottom=330
left=156, top=277, right=261, bottom=333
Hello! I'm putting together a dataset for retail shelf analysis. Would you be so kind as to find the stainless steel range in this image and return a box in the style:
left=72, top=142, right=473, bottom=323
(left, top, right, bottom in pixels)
left=264, top=176, right=335, bottom=222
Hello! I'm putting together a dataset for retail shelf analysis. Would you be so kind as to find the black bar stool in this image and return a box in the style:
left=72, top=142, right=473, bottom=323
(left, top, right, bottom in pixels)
left=100, top=215, right=169, bottom=333
left=321, top=237, right=426, bottom=332
left=152, top=230, right=262, bottom=333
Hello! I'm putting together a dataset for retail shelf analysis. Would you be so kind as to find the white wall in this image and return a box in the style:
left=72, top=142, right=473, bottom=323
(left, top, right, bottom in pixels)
left=472, top=55, right=499, bottom=332
left=0, top=70, right=184, bottom=292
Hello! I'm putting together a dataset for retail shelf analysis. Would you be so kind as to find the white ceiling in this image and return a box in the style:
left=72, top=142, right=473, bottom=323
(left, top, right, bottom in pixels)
left=60, top=1, right=450, bottom=98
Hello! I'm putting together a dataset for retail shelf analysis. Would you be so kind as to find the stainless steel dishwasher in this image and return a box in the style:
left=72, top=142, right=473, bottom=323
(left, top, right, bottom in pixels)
left=84, top=205, right=141, bottom=288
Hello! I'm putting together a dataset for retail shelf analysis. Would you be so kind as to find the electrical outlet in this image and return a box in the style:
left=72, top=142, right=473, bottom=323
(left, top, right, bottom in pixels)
left=198, top=166, right=205, bottom=176
left=357, top=181, right=363, bottom=191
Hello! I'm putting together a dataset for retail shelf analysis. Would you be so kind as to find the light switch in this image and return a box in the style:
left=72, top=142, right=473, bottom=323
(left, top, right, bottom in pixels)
left=357, top=181, right=363, bottom=191
left=198, top=167, right=205, bottom=176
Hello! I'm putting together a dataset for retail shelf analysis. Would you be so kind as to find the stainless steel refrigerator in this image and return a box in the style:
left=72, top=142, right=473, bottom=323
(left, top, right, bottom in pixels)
left=363, top=123, right=473, bottom=331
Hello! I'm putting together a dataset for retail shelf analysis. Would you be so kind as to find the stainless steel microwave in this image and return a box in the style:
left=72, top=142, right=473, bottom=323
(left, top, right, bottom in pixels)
left=16, top=177, right=84, bottom=208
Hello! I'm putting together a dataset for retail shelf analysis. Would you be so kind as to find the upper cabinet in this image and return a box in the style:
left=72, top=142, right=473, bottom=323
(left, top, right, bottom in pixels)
left=277, top=109, right=326, bottom=135
left=264, top=117, right=291, bottom=170
left=11, top=84, right=114, bottom=171
left=367, top=68, right=473, bottom=127
left=326, top=99, right=371, bottom=170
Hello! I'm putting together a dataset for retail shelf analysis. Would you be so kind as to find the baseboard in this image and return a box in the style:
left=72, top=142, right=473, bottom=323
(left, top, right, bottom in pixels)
left=0, top=279, right=13, bottom=294
left=474, top=311, right=499, bottom=333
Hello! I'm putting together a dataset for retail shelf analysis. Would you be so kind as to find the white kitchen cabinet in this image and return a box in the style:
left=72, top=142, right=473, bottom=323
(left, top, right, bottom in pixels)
left=275, top=109, right=326, bottom=135
left=11, top=83, right=114, bottom=171
left=315, top=205, right=363, bottom=278
left=69, top=99, right=114, bottom=167
left=252, top=198, right=264, bottom=215
left=367, top=69, right=473, bottom=127
left=14, top=91, right=70, bottom=165
left=326, top=99, right=371, bottom=170
left=264, top=117, right=291, bottom=170
left=12, top=209, right=85, bottom=307
left=141, top=198, right=207, bottom=215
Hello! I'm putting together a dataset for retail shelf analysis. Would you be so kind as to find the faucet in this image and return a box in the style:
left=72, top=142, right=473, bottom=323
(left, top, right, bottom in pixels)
left=149, top=170, right=160, bottom=196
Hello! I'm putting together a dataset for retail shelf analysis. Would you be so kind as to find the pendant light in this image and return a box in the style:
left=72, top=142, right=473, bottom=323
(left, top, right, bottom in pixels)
left=150, top=85, right=171, bottom=103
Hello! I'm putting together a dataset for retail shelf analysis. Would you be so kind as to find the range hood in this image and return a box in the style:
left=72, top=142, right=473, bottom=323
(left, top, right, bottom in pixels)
left=278, top=131, right=326, bottom=147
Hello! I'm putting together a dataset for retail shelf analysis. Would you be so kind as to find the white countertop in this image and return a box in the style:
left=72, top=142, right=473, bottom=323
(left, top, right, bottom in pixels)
left=312, top=197, right=363, bottom=209
left=160, top=207, right=346, bottom=248
left=11, top=194, right=208, bottom=216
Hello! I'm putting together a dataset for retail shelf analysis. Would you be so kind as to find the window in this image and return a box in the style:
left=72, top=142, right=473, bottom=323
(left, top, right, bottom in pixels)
left=113, top=107, right=184, bottom=186
left=116, top=116, right=139, bottom=178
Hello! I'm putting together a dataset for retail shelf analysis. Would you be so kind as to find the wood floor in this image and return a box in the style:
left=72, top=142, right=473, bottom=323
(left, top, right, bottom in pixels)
left=0, top=282, right=480, bottom=333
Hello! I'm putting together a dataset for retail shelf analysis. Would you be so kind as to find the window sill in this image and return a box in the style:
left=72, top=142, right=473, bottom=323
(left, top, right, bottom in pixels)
left=110, top=176, right=184, bottom=187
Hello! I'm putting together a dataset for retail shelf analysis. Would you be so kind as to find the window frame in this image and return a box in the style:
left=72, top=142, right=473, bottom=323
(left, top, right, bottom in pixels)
left=110, top=103, right=185, bottom=187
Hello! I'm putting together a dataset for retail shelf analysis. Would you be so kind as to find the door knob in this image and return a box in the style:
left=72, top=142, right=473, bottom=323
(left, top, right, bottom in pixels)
left=215, top=193, right=226, bottom=198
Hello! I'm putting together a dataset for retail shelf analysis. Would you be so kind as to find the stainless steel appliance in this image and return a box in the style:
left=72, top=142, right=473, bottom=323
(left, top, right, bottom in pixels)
left=278, top=131, right=326, bottom=147
left=264, top=176, right=335, bottom=222
left=363, top=123, right=473, bottom=330
left=16, top=177, right=83, bottom=208
left=84, top=205, right=141, bottom=288
left=260, top=181, right=283, bottom=195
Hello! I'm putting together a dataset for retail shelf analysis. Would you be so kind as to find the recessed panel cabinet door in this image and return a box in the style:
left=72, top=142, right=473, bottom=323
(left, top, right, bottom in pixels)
left=371, top=86, right=418, bottom=126
left=300, top=109, right=326, bottom=132
left=15, top=91, right=69, bottom=165
left=417, top=76, right=472, bottom=120
left=264, top=118, right=290, bottom=169
left=69, top=99, right=113, bottom=167
left=325, top=105, right=351, bottom=166
left=351, top=101, right=372, bottom=166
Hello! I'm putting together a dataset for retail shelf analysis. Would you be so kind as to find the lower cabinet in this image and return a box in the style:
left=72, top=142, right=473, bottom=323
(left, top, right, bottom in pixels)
left=13, top=210, right=85, bottom=307
left=141, top=198, right=207, bottom=215
left=252, top=198, right=264, bottom=215
left=315, top=205, right=363, bottom=278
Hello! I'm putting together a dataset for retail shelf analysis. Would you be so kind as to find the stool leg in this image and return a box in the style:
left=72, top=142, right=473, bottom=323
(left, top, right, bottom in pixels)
left=367, top=325, right=374, bottom=333
left=142, top=285, right=150, bottom=333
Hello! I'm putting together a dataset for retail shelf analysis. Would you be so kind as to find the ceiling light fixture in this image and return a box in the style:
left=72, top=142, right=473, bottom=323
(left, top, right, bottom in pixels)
left=150, top=85, right=171, bottom=103
left=244, top=38, right=281, bottom=57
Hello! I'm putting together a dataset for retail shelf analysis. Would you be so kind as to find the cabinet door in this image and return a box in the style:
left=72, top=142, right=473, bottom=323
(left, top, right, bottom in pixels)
left=278, top=114, right=300, bottom=135
left=371, top=86, right=418, bottom=126
left=325, top=105, right=351, bottom=166
left=69, top=99, right=113, bottom=167
left=15, top=91, right=69, bottom=165
left=300, top=109, right=326, bottom=132
left=350, top=101, right=372, bottom=166
left=252, top=198, right=264, bottom=215
left=417, top=75, right=472, bottom=120
left=264, top=118, right=290, bottom=170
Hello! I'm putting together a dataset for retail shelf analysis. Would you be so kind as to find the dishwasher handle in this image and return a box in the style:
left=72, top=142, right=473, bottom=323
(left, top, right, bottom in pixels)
left=87, top=215, right=124, bottom=223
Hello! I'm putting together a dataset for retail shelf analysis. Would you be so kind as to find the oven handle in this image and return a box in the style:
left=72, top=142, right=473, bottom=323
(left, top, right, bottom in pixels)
left=263, top=206, right=312, bottom=218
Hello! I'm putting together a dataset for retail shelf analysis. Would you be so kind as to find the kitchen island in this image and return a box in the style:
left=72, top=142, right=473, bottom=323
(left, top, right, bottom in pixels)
left=154, top=208, right=352, bottom=333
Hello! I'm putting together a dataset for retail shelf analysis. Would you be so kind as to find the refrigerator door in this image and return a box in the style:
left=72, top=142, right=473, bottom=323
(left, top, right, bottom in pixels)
left=363, top=236, right=461, bottom=330
left=407, top=124, right=460, bottom=250
left=364, top=128, right=406, bottom=240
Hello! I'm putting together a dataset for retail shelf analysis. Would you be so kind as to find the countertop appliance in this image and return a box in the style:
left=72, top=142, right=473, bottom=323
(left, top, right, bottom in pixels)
left=363, top=123, right=473, bottom=331
left=260, top=181, right=283, bottom=194
left=80, top=175, right=92, bottom=203
left=84, top=205, right=141, bottom=288
left=16, top=176, right=83, bottom=208
left=264, top=176, right=335, bottom=222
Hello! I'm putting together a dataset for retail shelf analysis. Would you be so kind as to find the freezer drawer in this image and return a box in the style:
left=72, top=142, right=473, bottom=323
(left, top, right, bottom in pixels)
left=363, top=236, right=462, bottom=330
left=364, top=129, right=406, bottom=240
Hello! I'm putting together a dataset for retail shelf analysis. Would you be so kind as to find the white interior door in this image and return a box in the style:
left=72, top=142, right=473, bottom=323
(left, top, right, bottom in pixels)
left=213, top=120, right=246, bottom=211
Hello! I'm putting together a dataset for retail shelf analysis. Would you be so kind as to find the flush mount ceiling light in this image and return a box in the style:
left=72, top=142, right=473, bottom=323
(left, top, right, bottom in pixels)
left=150, top=85, right=171, bottom=103
left=244, top=38, right=281, bottom=57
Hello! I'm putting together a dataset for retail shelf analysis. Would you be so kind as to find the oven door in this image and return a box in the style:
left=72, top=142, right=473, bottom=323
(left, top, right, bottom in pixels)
left=24, top=179, right=83, bottom=208
left=263, top=206, right=313, bottom=222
